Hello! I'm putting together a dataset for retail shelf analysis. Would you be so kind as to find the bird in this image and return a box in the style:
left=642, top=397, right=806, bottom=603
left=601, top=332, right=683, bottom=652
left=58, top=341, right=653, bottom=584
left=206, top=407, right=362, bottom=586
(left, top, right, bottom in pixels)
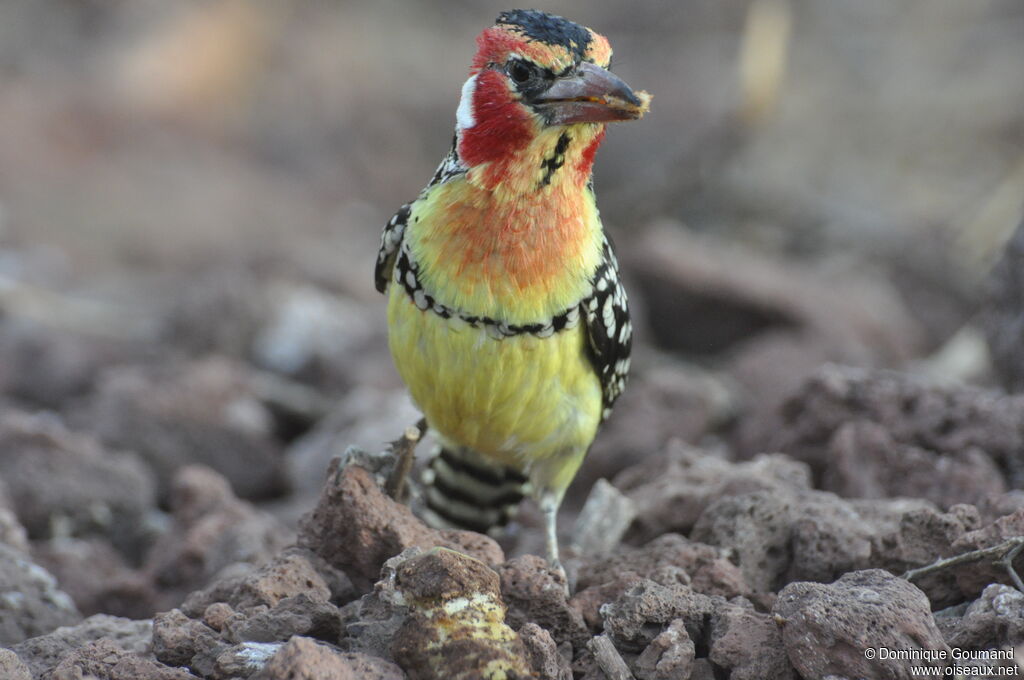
left=375, top=9, right=649, bottom=571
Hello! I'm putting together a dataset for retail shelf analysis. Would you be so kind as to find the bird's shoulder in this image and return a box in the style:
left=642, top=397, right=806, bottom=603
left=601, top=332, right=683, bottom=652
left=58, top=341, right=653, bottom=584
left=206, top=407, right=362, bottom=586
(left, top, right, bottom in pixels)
left=374, top=137, right=467, bottom=295
left=580, top=234, right=632, bottom=421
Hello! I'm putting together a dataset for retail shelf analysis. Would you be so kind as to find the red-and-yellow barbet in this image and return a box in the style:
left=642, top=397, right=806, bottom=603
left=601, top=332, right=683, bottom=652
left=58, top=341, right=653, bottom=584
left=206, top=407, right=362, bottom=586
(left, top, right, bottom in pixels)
left=375, top=9, right=649, bottom=570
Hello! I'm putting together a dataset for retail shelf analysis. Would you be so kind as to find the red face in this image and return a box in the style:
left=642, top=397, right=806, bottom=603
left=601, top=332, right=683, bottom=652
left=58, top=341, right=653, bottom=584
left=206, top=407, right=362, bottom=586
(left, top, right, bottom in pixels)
left=455, top=12, right=648, bottom=170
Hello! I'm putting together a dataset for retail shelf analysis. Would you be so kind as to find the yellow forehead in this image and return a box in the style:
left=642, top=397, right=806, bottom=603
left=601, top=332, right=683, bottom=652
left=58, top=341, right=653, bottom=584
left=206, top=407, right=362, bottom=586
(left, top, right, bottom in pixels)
left=498, top=26, right=613, bottom=72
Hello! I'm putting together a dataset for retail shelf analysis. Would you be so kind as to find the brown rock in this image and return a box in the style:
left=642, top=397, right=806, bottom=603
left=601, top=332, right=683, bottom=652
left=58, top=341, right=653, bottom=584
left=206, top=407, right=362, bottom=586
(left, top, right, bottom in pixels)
left=691, top=489, right=872, bottom=593
left=612, top=442, right=811, bottom=542
left=0, top=410, right=156, bottom=555
left=0, top=507, right=30, bottom=553
left=180, top=547, right=352, bottom=618
left=391, top=548, right=532, bottom=680
left=825, top=420, right=1006, bottom=509
left=633, top=618, right=694, bottom=680
left=221, top=593, right=343, bottom=644
left=298, top=461, right=503, bottom=591
left=498, top=554, right=590, bottom=649
left=601, top=579, right=718, bottom=653
left=709, top=600, right=794, bottom=680
left=202, top=602, right=235, bottom=632
left=158, top=265, right=270, bottom=360
left=587, top=634, right=633, bottom=680
left=570, top=479, right=636, bottom=558
left=625, top=225, right=922, bottom=441
left=176, top=567, right=253, bottom=621
left=868, top=504, right=979, bottom=608
left=244, top=548, right=353, bottom=607
left=0, top=649, right=32, bottom=680
left=571, top=572, right=645, bottom=633
left=519, top=622, right=572, bottom=680
left=577, top=570, right=701, bottom=642
left=393, top=548, right=500, bottom=603
left=0, top=543, right=81, bottom=646
left=576, top=533, right=750, bottom=601
left=977, top=490, right=1024, bottom=522
left=152, top=608, right=227, bottom=673
left=864, top=503, right=977, bottom=570
left=33, top=537, right=157, bottom=619
left=252, top=636, right=405, bottom=680
left=944, top=584, right=1024, bottom=650
left=12, top=614, right=153, bottom=680
left=340, top=549, right=418, bottom=662
left=570, top=647, right=601, bottom=680
left=848, top=496, right=950, bottom=537
left=982, top=217, right=1024, bottom=393
left=949, top=509, right=1024, bottom=598
left=766, top=365, right=1024, bottom=489
left=625, top=225, right=920, bottom=364
left=575, top=363, right=736, bottom=500
left=144, top=465, right=292, bottom=609
left=81, top=357, right=288, bottom=501
left=0, top=320, right=139, bottom=409
left=774, top=569, right=949, bottom=679
left=785, top=511, right=873, bottom=585
left=51, top=639, right=194, bottom=680
left=0, top=475, right=12, bottom=511
left=249, top=281, right=382, bottom=389
left=689, top=659, right=717, bottom=680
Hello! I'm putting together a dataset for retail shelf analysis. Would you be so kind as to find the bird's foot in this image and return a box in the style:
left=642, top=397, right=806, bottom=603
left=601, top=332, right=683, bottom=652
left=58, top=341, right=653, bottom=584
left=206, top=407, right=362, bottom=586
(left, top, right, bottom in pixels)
left=385, top=417, right=427, bottom=502
left=549, top=558, right=571, bottom=598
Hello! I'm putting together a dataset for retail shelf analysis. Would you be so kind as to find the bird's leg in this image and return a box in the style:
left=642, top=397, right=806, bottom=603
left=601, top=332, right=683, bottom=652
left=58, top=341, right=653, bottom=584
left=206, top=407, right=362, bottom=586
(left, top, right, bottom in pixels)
left=539, top=491, right=570, bottom=596
left=385, top=417, right=427, bottom=503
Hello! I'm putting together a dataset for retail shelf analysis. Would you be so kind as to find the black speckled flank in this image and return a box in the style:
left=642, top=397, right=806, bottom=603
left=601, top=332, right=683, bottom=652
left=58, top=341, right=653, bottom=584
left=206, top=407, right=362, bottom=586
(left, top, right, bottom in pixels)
left=496, top=9, right=592, bottom=60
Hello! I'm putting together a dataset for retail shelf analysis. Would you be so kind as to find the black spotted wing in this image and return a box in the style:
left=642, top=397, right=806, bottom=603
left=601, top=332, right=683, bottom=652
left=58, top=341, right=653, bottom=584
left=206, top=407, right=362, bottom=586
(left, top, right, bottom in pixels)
left=374, top=204, right=411, bottom=294
left=581, top=236, right=632, bottom=421
left=375, top=139, right=466, bottom=295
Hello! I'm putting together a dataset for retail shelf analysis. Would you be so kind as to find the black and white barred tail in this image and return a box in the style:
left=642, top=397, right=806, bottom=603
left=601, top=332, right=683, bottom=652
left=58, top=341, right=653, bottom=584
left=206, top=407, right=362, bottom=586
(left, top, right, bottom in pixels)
left=420, top=446, right=528, bottom=535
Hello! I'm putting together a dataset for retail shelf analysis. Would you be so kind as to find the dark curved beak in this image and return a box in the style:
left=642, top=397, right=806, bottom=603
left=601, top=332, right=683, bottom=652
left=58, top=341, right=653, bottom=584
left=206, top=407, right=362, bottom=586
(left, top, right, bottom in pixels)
left=534, top=61, right=649, bottom=125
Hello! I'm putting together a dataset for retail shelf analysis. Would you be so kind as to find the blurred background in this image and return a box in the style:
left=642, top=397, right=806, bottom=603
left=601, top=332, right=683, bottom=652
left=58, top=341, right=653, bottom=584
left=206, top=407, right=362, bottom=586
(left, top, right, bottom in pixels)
left=1, top=0, right=1023, bottom=617
left=2, top=0, right=1021, bottom=292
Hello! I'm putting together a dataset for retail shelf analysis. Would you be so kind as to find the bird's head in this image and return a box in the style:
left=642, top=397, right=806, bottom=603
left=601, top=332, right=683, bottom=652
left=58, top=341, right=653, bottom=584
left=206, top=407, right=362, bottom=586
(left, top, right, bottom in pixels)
left=454, top=10, right=649, bottom=187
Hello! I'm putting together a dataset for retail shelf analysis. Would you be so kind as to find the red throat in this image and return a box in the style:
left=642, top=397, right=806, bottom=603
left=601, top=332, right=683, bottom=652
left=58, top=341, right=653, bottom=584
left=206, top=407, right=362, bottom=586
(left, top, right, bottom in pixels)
left=577, top=128, right=606, bottom=177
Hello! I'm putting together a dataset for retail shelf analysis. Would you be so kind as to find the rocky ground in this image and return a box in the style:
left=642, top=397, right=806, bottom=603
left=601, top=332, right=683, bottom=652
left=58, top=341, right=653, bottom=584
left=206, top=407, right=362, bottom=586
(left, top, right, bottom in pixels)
left=1, top=216, right=1023, bottom=679
left=2, top=1, right=1024, bottom=678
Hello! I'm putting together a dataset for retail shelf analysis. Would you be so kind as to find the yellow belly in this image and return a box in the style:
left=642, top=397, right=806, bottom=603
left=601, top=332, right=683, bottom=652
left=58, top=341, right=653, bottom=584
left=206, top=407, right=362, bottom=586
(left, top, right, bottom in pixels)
left=387, top=287, right=602, bottom=494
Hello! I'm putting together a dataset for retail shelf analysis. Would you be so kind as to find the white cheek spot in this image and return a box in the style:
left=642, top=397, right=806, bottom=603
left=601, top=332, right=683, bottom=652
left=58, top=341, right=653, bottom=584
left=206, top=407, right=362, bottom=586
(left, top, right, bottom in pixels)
left=456, top=75, right=477, bottom=130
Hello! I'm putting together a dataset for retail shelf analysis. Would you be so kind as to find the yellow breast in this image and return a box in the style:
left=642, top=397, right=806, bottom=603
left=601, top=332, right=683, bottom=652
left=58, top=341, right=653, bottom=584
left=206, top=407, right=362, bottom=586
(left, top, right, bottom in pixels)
left=387, top=287, right=601, bottom=490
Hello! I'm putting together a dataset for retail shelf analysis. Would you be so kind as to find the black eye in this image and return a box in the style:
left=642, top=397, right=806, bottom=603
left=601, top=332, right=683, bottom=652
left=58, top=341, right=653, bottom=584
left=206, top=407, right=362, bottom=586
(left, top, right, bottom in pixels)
left=507, top=60, right=534, bottom=84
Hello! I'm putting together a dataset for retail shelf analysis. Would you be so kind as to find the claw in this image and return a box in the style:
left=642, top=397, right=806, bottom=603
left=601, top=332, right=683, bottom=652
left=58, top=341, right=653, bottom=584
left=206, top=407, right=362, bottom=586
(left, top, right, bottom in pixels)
left=385, top=417, right=427, bottom=502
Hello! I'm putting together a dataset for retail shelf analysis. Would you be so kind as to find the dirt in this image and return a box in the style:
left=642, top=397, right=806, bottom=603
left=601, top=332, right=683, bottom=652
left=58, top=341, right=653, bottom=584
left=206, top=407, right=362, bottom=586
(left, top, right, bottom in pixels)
left=3, top=187, right=1024, bottom=679
left=7, top=353, right=1024, bottom=678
